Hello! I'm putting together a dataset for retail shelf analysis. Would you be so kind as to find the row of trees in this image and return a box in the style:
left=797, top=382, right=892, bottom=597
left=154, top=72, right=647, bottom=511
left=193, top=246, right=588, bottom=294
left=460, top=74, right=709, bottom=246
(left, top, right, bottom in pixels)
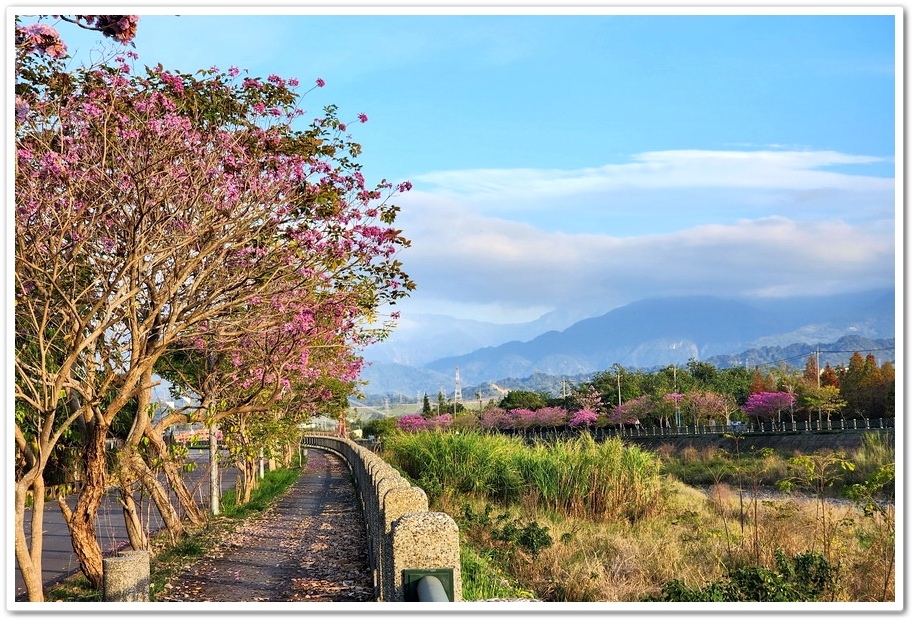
left=372, top=351, right=894, bottom=435
left=14, top=16, right=413, bottom=601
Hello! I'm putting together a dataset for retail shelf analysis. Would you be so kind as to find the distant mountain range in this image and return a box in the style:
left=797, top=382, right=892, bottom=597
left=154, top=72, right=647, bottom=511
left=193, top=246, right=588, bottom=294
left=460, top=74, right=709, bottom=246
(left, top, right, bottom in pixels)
left=357, top=288, right=895, bottom=398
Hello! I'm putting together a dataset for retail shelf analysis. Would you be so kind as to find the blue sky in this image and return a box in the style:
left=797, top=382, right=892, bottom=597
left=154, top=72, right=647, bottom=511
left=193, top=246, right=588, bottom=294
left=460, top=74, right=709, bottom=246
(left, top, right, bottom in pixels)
left=24, top=5, right=901, bottom=326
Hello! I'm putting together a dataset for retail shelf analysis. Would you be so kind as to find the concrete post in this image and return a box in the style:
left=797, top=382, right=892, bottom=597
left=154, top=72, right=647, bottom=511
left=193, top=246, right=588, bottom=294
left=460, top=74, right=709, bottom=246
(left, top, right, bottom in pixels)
left=391, top=512, right=462, bottom=602
left=103, top=550, right=150, bottom=601
left=380, top=485, right=428, bottom=600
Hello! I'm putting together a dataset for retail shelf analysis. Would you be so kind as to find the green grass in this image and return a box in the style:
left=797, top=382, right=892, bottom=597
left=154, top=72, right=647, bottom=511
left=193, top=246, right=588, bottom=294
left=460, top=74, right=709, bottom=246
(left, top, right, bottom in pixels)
left=219, top=467, right=301, bottom=518
left=658, top=432, right=895, bottom=496
left=459, top=543, right=537, bottom=601
left=383, top=430, right=664, bottom=523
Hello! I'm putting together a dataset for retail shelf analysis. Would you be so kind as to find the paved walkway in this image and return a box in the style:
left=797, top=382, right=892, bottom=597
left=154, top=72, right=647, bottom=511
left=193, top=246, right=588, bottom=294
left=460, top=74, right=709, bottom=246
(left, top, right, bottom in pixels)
left=156, top=448, right=373, bottom=602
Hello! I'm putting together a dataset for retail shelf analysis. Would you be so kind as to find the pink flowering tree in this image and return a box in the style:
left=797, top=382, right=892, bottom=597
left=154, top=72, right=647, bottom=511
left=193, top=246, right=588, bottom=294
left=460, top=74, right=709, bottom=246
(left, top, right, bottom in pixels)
left=397, top=412, right=452, bottom=433
left=533, top=406, right=570, bottom=428
left=480, top=406, right=512, bottom=430
left=609, top=395, right=654, bottom=429
left=14, top=18, right=412, bottom=599
left=397, top=414, right=429, bottom=433
left=654, top=392, right=685, bottom=428
left=680, top=390, right=736, bottom=427
left=506, top=408, right=538, bottom=429
left=572, top=384, right=604, bottom=413
left=742, top=391, right=797, bottom=425
left=568, top=409, right=598, bottom=428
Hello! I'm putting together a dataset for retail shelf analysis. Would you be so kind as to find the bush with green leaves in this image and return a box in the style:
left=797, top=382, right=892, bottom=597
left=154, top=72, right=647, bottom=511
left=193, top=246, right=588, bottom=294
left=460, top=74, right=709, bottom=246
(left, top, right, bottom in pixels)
left=648, top=550, right=840, bottom=602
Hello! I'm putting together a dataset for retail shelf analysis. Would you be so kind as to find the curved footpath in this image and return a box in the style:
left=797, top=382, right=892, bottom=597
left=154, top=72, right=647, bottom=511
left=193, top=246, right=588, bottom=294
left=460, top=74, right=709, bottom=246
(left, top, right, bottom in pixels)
left=158, top=447, right=373, bottom=602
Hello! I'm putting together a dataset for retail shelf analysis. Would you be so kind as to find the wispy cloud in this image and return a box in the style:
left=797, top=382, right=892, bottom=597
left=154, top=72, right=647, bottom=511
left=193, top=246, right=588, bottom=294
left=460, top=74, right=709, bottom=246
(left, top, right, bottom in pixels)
left=394, top=150, right=895, bottom=322
left=414, top=150, right=892, bottom=198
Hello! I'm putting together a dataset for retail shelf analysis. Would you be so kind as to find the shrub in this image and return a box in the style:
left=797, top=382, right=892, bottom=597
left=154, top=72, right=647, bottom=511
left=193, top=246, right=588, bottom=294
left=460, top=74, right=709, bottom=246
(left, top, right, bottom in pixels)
left=648, top=550, right=840, bottom=602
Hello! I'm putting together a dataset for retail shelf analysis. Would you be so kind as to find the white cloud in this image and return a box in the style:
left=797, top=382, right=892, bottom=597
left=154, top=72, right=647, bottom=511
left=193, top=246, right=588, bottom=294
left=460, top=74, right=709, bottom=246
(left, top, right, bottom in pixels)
left=414, top=149, right=892, bottom=201
left=392, top=148, right=895, bottom=324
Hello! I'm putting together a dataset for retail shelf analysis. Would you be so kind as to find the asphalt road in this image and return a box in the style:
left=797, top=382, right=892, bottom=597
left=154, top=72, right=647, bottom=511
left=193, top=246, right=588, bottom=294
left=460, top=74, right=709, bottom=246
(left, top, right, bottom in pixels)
left=13, top=449, right=241, bottom=599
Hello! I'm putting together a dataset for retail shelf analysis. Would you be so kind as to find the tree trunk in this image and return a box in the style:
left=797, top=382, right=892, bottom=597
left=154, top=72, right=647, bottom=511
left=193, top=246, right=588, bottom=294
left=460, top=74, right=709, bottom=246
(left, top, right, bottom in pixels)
left=121, top=449, right=186, bottom=544
left=209, top=426, right=221, bottom=516
left=115, top=458, right=150, bottom=552
left=14, top=473, right=46, bottom=602
left=144, top=421, right=207, bottom=526
left=59, top=420, right=108, bottom=589
left=236, top=457, right=257, bottom=505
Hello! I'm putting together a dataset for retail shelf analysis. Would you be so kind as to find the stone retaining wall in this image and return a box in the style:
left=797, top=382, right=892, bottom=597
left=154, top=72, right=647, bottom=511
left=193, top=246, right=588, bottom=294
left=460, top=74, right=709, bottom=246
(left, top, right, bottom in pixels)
left=303, top=435, right=461, bottom=602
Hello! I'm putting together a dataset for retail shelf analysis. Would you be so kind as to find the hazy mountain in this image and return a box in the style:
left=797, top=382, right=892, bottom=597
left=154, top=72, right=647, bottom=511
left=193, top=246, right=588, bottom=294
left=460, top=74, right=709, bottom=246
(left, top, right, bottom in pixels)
left=359, top=289, right=894, bottom=392
left=356, top=361, right=455, bottom=398
left=359, top=308, right=583, bottom=366
left=706, top=335, right=895, bottom=370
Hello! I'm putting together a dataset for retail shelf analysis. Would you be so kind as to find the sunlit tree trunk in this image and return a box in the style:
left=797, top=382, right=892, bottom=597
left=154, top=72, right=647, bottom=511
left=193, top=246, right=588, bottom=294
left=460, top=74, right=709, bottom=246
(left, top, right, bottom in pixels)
left=143, top=421, right=207, bottom=525
left=57, top=418, right=108, bottom=589
left=116, top=466, right=150, bottom=552
left=121, top=448, right=186, bottom=543
left=14, top=472, right=46, bottom=602
left=236, top=456, right=258, bottom=505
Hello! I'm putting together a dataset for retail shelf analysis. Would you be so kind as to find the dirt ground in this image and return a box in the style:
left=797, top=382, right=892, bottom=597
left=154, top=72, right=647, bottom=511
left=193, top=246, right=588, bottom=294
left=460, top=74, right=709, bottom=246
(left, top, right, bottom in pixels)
left=156, top=448, right=375, bottom=602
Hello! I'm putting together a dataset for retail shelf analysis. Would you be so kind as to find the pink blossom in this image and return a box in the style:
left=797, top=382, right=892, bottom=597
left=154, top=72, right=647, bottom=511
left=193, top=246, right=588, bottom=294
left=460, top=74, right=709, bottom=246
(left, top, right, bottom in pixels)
left=315, top=78, right=326, bottom=87
left=568, top=409, right=598, bottom=428
left=17, top=24, right=68, bottom=58
left=358, top=113, right=368, bottom=123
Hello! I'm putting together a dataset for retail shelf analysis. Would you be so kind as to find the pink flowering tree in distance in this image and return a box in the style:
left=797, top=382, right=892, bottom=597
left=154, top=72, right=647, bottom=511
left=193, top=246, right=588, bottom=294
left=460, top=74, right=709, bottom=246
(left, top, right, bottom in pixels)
left=568, top=409, right=598, bottom=428
left=742, top=391, right=797, bottom=425
left=609, top=395, right=654, bottom=429
left=506, top=408, right=538, bottom=429
left=533, top=406, right=570, bottom=428
left=480, top=406, right=513, bottom=430
left=396, top=413, right=452, bottom=433
left=14, top=15, right=412, bottom=600
left=680, top=390, right=737, bottom=427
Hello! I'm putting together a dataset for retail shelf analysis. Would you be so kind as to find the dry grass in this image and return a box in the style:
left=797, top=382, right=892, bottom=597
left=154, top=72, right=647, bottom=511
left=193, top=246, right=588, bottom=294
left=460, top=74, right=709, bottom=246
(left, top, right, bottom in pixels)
left=441, top=476, right=896, bottom=603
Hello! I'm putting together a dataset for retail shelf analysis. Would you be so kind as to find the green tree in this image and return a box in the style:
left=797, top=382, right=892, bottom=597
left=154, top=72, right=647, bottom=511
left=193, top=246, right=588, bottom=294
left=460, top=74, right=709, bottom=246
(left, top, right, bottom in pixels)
left=362, top=416, right=398, bottom=439
left=498, top=390, right=548, bottom=412
left=840, top=352, right=892, bottom=419
left=686, top=358, right=718, bottom=385
left=591, top=364, right=643, bottom=410
left=796, top=384, right=845, bottom=428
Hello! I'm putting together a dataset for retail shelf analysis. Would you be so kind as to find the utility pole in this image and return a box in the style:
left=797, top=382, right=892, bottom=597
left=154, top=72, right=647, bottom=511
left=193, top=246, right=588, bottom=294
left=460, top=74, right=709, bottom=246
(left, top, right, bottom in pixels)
left=617, top=372, right=622, bottom=407
left=674, top=364, right=681, bottom=428
left=815, top=347, right=820, bottom=387
left=454, top=367, right=462, bottom=405
left=815, top=346, right=822, bottom=425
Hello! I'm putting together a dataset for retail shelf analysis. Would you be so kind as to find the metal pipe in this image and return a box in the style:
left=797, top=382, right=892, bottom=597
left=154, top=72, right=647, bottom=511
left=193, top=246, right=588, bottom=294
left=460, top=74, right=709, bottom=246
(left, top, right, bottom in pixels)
left=416, top=575, right=449, bottom=602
